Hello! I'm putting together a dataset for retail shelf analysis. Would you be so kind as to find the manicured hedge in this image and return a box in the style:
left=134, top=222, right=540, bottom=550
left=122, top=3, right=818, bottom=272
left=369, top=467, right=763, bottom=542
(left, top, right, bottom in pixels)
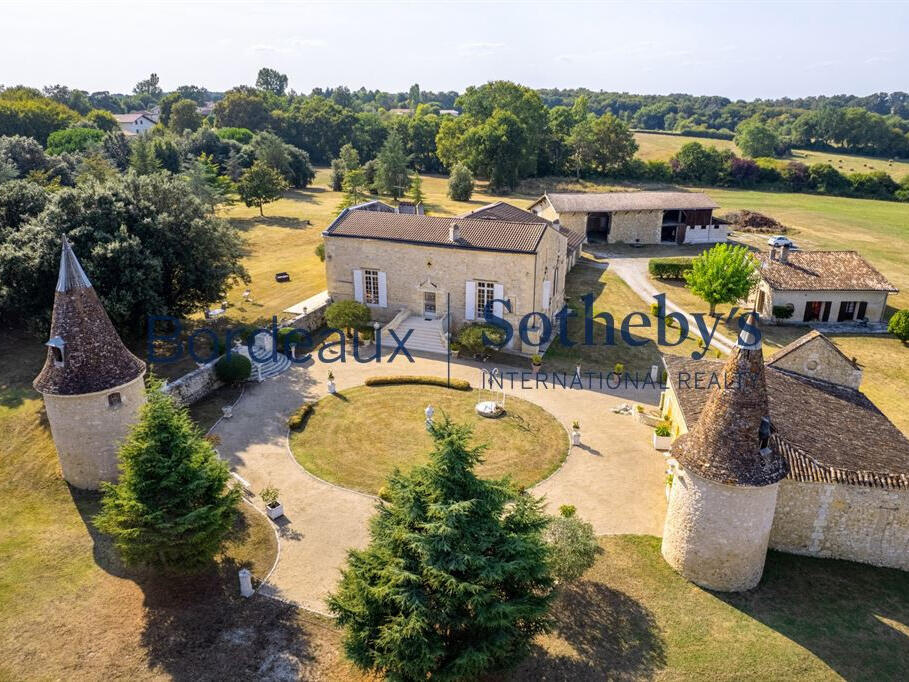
left=214, top=353, right=251, bottom=383
left=287, top=402, right=314, bottom=430
left=648, top=257, right=694, bottom=279
left=772, top=305, right=795, bottom=320
left=364, top=375, right=471, bottom=391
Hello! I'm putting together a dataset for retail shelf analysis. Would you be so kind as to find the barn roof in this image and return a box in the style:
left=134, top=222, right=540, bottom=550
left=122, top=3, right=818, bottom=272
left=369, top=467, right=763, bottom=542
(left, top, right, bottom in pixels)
left=538, top=191, right=718, bottom=213
left=759, top=250, right=897, bottom=292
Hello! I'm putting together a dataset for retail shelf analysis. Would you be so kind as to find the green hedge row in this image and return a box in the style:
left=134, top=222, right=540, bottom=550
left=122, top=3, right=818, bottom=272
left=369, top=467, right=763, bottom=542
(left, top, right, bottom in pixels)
left=364, top=375, right=471, bottom=391
left=648, top=257, right=694, bottom=279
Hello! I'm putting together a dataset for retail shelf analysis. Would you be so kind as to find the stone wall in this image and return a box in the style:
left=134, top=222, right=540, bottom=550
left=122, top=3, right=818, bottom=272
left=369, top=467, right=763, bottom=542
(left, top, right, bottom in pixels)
left=759, top=281, right=890, bottom=324
left=163, top=360, right=223, bottom=406
left=767, top=335, right=862, bottom=389
left=770, top=480, right=909, bottom=570
left=610, top=210, right=662, bottom=244
left=324, top=229, right=566, bottom=353
left=662, top=466, right=779, bottom=591
left=43, top=374, right=146, bottom=490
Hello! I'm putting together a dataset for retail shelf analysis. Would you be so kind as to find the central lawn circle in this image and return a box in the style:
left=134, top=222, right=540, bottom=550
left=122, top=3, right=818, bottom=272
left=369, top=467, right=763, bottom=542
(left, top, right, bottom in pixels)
left=289, top=384, right=568, bottom=495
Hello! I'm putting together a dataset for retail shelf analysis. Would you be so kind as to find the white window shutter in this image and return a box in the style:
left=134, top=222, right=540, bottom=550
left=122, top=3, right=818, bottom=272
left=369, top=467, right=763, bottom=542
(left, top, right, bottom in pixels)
left=378, top=271, right=387, bottom=307
left=465, top=281, right=476, bottom=320
left=542, top=280, right=552, bottom=311
left=353, top=269, right=364, bottom=303
left=493, top=283, right=504, bottom=318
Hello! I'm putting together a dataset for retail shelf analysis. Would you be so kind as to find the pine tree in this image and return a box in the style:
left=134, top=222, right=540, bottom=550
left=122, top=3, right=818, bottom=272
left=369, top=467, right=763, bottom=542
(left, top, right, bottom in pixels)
left=409, top=172, right=425, bottom=205
left=129, top=136, right=161, bottom=175
left=329, top=417, right=554, bottom=680
left=94, top=381, right=241, bottom=572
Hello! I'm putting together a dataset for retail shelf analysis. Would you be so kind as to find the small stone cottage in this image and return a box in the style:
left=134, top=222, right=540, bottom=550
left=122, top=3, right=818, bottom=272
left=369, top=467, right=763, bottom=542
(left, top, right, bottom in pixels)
left=660, top=329, right=909, bottom=586
left=756, top=247, right=897, bottom=324
left=322, top=206, right=568, bottom=354
left=528, top=191, right=727, bottom=245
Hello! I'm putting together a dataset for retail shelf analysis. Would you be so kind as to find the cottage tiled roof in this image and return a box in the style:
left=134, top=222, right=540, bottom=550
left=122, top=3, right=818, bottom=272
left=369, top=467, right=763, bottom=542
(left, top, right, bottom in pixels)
left=324, top=210, right=548, bottom=254
left=33, top=237, right=145, bottom=396
left=767, top=330, right=858, bottom=370
left=668, top=333, right=788, bottom=487
left=460, top=202, right=585, bottom=252
left=113, top=112, right=154, bottom=123
left=664, top=352, right=909, bottom=490
left=759, top=250, right=897, bottom=292
left=540, top=191, right=718, bottom=213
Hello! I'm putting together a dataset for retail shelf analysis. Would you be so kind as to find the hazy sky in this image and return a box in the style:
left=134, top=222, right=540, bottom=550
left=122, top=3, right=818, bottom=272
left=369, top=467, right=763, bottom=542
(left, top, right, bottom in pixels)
left=2, top=1, right=907, bottom=99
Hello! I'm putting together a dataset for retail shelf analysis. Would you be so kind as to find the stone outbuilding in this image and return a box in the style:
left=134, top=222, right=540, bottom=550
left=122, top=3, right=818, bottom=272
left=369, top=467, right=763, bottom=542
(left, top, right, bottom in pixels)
left=662, top=330, right=909, bottom=575
left=756, top=248, right=897, bottom=324
left=660, top=327, right=788, bottom=592
left=33, top=237, right=146, bottom=490
left=323, top=206, right=567, bottom=354
left=528, top=191, right=726, bottom=245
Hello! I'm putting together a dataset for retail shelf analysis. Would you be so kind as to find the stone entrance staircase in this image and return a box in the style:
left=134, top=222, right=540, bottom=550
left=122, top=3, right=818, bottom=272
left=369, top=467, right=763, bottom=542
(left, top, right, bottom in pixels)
left=383, top=315, right=447, bottom=355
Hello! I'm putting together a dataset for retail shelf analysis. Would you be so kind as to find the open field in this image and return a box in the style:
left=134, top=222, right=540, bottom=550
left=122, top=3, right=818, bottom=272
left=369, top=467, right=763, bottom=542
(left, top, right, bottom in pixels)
left=634, top=131, right=909, bottom=179
left=290, top=383, right=568, bottom=495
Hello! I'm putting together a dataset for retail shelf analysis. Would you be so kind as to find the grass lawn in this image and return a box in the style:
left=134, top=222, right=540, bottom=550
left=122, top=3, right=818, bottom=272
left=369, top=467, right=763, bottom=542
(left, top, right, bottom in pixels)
left=634, top=131, right=909, bottom=180
left=544, top=261, right=709, bottom=375
left=0, top=333, right=360, bottom=680
left=289, top=383, right=568, bottom=495
left=515, top=535, right=909, bottom=680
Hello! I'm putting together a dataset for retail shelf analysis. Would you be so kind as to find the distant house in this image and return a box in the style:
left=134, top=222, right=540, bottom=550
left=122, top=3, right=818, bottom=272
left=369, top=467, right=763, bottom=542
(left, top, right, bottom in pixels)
left=322, top=205, right=567, bottom=354
left=528, top=191, right=726, bottom=245
left=459, top=201, right=585, bottom=268
left=756, top=248, right=897, bottom=324
left=348, top=199, right=424, bottom=215
left=438, top=109, right=459, bottom=116
left=113, top=112, right=157, bottom=136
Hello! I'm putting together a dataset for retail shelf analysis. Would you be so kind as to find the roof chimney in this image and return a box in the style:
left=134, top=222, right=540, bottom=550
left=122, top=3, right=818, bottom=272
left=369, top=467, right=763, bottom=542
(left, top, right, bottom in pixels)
left=449, top=222, right=460, bottom=242
left=779, top=244, right=790, bottom=263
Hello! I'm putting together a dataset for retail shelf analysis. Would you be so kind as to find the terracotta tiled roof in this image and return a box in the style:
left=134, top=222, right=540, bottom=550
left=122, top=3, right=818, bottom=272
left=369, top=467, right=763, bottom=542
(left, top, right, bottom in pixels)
left=759, top=250, right=897, bottom=292
left=33, top=237, right=145, bottom=396
left=324, top=210, right=548, bottom=254
left=460, top=202, right=585, bottom=253
left=669, top=335, right=788, bottom=487
left=540, top=191, right=717, bottom=213
left=664, top=354, right=909, bottom=490
left=767, top=330, right=858, bottom=370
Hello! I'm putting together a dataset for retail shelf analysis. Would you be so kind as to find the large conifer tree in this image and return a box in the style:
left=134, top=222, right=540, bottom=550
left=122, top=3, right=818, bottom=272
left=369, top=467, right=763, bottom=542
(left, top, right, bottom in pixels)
left=94, top=382, right=241, bottom=572
left=328, top=417, right=554, bottom=680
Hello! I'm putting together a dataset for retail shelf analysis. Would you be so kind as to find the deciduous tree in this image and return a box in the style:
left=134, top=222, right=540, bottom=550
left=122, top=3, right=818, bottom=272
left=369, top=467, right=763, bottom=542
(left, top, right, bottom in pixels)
left=237, top=160, right=287, bottom=215
left=447, top=161, right=474, bottom=201
left=685, top=243, right=759, bottom=315
left=375, top=130, right=410, bottom=198
left=168, top=98, right=202, bottom=133
left=256, top=67, right=289, bottom=96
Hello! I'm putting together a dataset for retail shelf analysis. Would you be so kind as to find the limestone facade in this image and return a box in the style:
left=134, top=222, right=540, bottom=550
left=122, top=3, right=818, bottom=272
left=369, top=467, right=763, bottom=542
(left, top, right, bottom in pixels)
left=770, top=480, right=909, bottom=570
left=662, top=467, right=780, bottom=591
left=43, top=373, right=146, bottom=489
left=767, top=334, right=862, bottom=389
left=756, top=280, right=890, bottom=324
left=324, top=229, right=567, bottom=353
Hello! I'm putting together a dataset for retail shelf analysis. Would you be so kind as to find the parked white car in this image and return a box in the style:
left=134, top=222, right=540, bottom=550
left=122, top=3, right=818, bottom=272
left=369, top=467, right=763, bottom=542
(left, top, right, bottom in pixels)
left=767, top=235, right=794, bottom=248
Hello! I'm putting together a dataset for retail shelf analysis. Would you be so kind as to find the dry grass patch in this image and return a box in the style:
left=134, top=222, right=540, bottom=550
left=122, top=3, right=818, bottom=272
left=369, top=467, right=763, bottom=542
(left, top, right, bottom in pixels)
left=289, top=383, right=567, bottom=495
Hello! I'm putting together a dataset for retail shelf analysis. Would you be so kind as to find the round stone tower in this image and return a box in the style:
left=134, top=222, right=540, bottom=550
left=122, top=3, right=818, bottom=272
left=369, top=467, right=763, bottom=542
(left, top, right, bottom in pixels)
left=661, top=321, right=788, bottom=591
left=33, top=236, right=146, bottom=490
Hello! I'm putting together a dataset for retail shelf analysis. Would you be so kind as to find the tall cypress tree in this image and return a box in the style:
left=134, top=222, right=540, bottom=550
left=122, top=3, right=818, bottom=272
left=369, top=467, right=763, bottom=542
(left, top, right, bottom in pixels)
left=94, top=381, right=241, bottom=572
left=328, top=417, right=554, bottom=680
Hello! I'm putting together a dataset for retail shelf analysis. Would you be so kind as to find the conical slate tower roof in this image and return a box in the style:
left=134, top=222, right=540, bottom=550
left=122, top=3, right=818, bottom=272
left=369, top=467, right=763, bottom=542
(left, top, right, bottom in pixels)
left=670, top=316, right=788, bottom=486
left=33, top=236, right=145, bottom=396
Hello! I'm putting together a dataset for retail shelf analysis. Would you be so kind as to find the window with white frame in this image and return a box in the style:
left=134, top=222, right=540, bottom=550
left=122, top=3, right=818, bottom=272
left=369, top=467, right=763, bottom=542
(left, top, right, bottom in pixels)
left=476, top=281, right=495, bottom=318
left=364, top=269, right=380, bottom=305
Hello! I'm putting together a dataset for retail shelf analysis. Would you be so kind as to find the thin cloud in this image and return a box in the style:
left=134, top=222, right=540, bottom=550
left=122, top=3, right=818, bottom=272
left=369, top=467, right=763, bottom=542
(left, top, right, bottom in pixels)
left=246, top=38, right=326, bottom=55
left=457, top=42, right=505, bottom=57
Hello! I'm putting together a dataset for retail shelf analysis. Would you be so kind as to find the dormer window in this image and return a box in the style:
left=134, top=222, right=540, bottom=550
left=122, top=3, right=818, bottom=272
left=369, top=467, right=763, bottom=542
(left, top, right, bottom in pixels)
left=46, top=336, right=65, bottom=367
left=108, top=392, right=122, bottom=408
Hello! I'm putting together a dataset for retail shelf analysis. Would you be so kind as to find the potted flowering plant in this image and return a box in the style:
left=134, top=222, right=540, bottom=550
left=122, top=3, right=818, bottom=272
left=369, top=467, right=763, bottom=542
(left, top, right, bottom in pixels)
left=531, top=354, right=543, bottom=375
left=653, top=422, right=672, bottom=451
left=571, top=420, right=581, bottom=446
left=261, top=485, right=284, bottom=520
left=327, top=370, right=336, bottom=394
